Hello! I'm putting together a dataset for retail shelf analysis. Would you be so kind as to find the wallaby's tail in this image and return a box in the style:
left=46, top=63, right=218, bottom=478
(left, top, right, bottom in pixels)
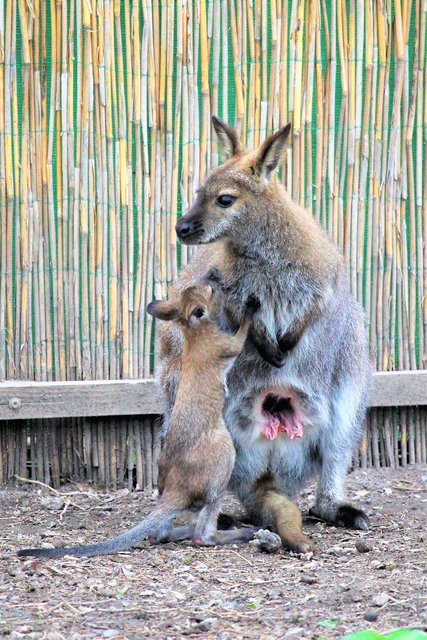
left=17, top=496, right=184, bottom=559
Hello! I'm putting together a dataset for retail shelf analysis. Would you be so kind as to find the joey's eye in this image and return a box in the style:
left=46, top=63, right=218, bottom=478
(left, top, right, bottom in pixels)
left=188, top=305, right=207, bottom=327
left=192, top=307, right=205, bottom=319
left=217, top=194, right=236, bottom=208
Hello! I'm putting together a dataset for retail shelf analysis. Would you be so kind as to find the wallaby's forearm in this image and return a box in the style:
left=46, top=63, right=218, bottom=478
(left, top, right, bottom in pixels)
left=216, top=302, right=297, bottom=368
left=249, top=291, right=325, bottom=367
left=248, top=324, right=285, bottom=368
left=204, top=265, right=326, bottom=367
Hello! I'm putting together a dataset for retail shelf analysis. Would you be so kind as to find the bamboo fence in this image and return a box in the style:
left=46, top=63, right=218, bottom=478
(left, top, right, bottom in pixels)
left=0, top=0, right=426, bottom=483
left=1, top=407, right=425, bottom=489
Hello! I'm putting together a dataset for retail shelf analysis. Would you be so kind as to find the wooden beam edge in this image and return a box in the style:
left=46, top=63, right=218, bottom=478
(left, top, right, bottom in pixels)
left=0, top=371, right=426, bottom=420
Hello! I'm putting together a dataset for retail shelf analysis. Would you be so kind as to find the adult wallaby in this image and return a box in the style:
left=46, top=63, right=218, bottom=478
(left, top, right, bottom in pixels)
left=18, top=284, right=259, bottom=559
left=158, top=117, right=371, bottom=553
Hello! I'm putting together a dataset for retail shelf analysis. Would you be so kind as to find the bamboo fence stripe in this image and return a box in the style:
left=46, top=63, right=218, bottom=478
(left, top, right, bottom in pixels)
left=0, top=406, right=425, bottom=489
left=0, top=0, right=426, bottom=390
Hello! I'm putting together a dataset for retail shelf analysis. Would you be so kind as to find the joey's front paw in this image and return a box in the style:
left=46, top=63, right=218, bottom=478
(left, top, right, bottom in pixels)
left=203, top=267, right=227, bottom=290
left=246, top=295, right=261, bottom=315
left=248, top=331, right=287, bottom=368
left=266, top=352, right=288, bottom=368
left=277, top=330, right=300, bottom=354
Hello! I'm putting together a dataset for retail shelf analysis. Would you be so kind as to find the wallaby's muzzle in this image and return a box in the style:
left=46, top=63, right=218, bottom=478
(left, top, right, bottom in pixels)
left=175, top=219, right=194, bottom=241
left=176, top=207, right=205, bottom=244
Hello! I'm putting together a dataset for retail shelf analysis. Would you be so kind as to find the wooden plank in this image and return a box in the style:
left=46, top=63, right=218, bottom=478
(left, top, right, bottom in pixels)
left=0, top=380, right=163, bottom=420
left=0, top=371, right=426, bottom=420
left=369, top=371, right=427, bottom=408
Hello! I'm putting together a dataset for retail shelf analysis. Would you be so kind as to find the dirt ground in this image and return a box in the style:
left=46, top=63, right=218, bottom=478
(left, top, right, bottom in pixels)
left=1, top=465, right=426, bottom=640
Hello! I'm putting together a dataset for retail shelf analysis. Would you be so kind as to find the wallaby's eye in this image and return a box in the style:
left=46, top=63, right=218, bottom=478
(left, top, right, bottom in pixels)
left=192, top=307, right=205, bottom=319
left=217, top=194, right=236, bottom=208
left=188, top=305, right=207, bottom=327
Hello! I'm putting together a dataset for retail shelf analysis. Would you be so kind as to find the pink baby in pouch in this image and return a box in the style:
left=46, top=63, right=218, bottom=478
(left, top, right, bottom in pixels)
left=261, top=401, right=304, bottom=441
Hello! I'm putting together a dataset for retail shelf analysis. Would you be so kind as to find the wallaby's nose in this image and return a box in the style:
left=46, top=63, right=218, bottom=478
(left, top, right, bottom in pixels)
left=176, top=220, right=193, bottom=240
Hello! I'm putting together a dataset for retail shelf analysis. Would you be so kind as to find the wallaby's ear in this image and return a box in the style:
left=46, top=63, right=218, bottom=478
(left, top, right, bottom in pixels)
left=146, top=300, right=180, bottom=322
left=212, top=116, right=242, bottom=159
left=254, top=123, right=291, bottom=180
left=187, top=304, right=209, bottom=328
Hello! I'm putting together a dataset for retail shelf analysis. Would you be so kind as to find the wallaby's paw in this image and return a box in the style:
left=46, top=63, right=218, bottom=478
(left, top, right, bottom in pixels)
left=277, top=330, right=300, bottom=354
left=335, top=505, right=370, bottom=530
left=203, top=267, right=225, bottom=289
left=246, top=295, right=261, bottom=314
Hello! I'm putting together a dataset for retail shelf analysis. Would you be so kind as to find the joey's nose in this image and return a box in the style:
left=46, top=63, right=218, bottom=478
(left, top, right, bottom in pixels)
left=176, top=220, right=193, bottom=240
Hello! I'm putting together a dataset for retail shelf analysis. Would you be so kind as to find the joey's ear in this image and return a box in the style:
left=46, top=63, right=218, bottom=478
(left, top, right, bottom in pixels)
left=212, top=116, right=242, bottom=159
left=146, top=300, right=180, bottom=322
left=254, top=123, right=291, bottom=180
left=187, top=304, right=209, bottom=328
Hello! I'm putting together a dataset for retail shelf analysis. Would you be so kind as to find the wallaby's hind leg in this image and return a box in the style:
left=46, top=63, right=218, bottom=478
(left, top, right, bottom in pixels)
left=194, top=502, right=259, bottom=546
left=146, top=493, right=191, bottom=544
left=309, top=455, right=369, bottom=531
left=193, top=502, right=221, bottom=546
left=244, top=475, right=313, bottom=553
left=309, top=384, right=370, bottom=531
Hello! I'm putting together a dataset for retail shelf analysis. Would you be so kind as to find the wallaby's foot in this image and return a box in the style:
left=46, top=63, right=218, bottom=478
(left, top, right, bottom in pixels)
left=216, top=526, right=260, bottom=544
left=309, top=504, right=369, bottom=531
left=194, top=502, right=221, bottom=546
left=193, top=526, right=260, bottom=547
left=166, top=525, right=196, bottom=542
left=148, top=524, right=196, bottom=544
left=335, top=505, right=370, bottom=530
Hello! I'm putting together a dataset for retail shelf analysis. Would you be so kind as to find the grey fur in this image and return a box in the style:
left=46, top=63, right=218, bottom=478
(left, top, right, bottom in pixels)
left=17, top=501, right=183, bottom=558
left=160, top=120, right=372, bottom=535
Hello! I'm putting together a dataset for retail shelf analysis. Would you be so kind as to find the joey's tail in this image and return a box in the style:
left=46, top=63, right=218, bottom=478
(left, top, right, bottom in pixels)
left=17, top=496, right=185, bottom=559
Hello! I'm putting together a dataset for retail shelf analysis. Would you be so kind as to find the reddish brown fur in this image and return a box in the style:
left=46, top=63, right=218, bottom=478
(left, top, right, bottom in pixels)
left=150, top=284, right=258, bottom=545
